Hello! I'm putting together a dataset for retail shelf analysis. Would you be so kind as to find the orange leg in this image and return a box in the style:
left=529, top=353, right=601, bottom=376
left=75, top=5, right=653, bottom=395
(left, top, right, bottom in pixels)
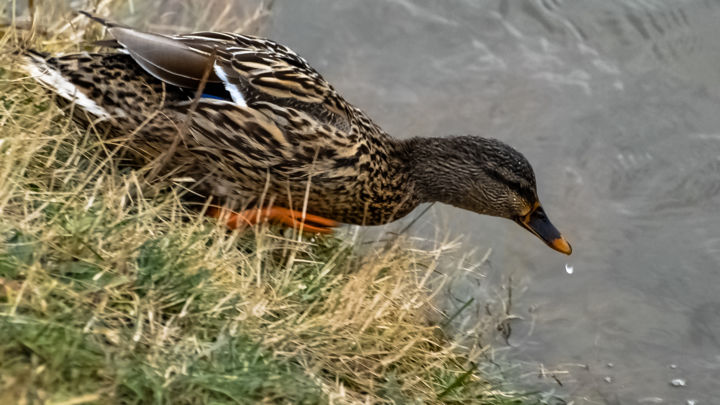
left=207, top=206, right=339, bottom=234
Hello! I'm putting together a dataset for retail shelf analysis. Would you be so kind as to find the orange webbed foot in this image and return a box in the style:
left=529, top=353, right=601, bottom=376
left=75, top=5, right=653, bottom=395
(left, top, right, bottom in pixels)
left=207, top=206, right=339, bottom=234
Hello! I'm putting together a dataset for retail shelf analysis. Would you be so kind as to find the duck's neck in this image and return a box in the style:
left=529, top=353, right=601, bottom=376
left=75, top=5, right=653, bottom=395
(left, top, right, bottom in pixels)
left=394, top=136, right=466, bottom=205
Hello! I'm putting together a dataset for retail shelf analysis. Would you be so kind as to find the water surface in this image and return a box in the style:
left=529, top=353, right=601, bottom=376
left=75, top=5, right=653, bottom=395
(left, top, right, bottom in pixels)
left=269, top=1, right=720, bottom=402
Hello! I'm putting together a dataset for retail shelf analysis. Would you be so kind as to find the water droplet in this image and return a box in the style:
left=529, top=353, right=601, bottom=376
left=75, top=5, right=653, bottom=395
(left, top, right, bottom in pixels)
left=565, top=264, right=574, bottom=274
left=603, top=376, right=612, bottom=383
left=607, top=362, right=614, bottom=368
left=687, top=400, right=697, bottom=405
left=670, top=364, right=677, bottom=369
left=670, top=378, right=687, bottom=387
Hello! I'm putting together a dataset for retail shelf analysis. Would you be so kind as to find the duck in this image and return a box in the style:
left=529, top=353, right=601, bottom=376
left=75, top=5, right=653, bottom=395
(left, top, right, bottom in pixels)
left=21, top=11, right=572, bottom=255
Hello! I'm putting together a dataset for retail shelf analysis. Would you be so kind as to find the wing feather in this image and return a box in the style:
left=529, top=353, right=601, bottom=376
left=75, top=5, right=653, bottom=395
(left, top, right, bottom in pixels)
left=87, top=12, right=353, bottom=130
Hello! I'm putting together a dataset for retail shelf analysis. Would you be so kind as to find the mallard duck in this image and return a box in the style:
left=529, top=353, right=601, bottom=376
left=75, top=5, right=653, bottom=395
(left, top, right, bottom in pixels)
left=22, top=11, right=572, bottom=255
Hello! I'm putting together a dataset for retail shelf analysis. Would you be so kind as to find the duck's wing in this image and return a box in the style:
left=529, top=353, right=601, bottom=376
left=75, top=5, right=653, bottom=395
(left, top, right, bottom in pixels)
left=214, top=34, right=344, bottom=106
left=83, top=12, right=351, bottom=128
left=80, top=12, right=225, bottom=90
left=187, top=32, right=353, bottom=128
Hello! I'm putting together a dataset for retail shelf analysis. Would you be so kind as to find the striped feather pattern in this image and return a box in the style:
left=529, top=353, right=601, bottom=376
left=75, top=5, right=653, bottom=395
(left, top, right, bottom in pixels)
left=21, top=12, right=573, bottom=256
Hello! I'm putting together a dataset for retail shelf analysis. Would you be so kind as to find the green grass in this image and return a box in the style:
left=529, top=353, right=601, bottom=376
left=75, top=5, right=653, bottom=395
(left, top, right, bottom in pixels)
left=0, top=3, right=543, bottom=404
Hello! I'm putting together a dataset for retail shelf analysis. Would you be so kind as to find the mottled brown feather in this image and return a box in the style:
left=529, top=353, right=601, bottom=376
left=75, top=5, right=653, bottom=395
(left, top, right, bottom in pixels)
left=22, top=12, right=572, bottom=255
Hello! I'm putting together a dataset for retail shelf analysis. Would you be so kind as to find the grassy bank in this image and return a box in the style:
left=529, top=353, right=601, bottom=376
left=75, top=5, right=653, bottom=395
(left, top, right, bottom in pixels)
left=1, top=3, right=537, bottom=404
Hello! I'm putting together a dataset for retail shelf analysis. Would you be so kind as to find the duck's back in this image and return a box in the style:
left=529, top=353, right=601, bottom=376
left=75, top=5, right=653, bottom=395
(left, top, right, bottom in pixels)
left=23, top=27, right=415, bottom=224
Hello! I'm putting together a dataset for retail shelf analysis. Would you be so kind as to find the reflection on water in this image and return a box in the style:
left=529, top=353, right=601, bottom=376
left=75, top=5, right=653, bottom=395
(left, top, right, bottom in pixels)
left=269, top=0, right=720, bottom=402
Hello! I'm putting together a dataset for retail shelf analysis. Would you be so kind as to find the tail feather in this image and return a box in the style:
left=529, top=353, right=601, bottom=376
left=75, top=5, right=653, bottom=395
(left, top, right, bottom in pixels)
left=77, top=10, right=125, bottom=28
left=20, top=51, right=112, bottom=120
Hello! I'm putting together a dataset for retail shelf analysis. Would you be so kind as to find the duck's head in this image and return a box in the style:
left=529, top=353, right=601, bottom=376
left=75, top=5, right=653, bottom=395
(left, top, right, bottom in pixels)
left=404, top=136, right=572, bottom=255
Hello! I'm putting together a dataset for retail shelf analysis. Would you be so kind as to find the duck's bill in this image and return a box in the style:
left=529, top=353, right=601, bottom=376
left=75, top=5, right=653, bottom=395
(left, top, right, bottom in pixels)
left=516, top=206, right=572, bottom=255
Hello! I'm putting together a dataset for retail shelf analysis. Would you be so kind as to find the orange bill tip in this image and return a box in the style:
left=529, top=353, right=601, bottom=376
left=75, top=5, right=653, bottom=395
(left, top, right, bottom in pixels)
left=550, top=236, right=572, bottom=255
